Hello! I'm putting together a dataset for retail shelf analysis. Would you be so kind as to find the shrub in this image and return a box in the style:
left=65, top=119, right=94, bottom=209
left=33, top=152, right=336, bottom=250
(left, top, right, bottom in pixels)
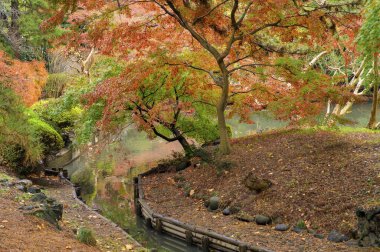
left=76, top=227, right=97, bottom=246
left=42, top=73, right=71, bottom=98
left=31, top=99, right=83, bottom=133
left=28, top=117, right=64, bottom=154
left=0, top=86, right=43, bottom=172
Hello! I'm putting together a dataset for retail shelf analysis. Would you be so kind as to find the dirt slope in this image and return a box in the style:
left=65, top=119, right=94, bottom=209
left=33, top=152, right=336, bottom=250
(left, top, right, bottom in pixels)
left=142, top=130, right=380, bottom=252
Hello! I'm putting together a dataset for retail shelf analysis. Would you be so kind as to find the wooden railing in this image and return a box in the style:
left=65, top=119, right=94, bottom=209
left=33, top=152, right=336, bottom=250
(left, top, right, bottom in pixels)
left=134, top=174, right=274, bottom=252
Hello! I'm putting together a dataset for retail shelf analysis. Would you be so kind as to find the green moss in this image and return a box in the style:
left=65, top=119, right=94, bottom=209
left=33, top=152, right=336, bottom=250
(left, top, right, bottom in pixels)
left=0, top=172, right=12, bottom=181
left=76, top=227, right=97, bottom=246
left=28, top=117, right=64, bottom=153
left=71, top=166, right=96, bottom=203
left=295, top=219, right=307, bottom=229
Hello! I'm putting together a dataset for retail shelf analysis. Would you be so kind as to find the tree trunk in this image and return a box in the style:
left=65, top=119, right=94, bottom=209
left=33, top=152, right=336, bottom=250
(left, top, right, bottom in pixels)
left=368, top=55, right=379, bottom=129
left=177, top=135, right=193, bottom=157
left=216, top=76, right=231, bottom=154
left=172, top=128, right=193, bottom=156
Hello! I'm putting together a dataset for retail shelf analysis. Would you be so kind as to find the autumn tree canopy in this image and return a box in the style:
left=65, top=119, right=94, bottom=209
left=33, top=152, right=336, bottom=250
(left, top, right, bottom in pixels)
left=0, top=50, right=48, bottom=106
left=48, top=0, right=364, bottom=153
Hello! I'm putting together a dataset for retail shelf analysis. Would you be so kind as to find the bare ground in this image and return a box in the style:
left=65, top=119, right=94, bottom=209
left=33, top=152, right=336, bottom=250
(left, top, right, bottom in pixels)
left=142, top=129, right=380, bottom=252
left=0, top=167, right=145, bottom=252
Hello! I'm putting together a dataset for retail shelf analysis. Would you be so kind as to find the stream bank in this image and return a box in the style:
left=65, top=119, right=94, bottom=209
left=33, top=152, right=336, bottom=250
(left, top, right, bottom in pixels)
left=141, top=129, right=380, bottom=251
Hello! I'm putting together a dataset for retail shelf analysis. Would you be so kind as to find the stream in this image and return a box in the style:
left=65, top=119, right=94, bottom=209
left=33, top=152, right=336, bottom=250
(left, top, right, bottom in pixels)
left=63, top=102, right=373, bottom=252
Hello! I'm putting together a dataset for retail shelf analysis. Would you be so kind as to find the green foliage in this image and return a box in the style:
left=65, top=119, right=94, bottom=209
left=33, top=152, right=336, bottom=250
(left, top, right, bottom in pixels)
left=71, top=166, right=96, bottom=202
left=32, top=98, right=83, bottom=133
left=96, top=159, right=114, bottom=177
left=27, top=115, right=64, bottom=153
left=178, top=104, right=220, bottom=143
left=0, top=0, right=65, bottom=60
left=76, top=227, right=97, bottom=246
left=295, top=219, right=307, bottom=230
left=357, top=0, right=380, bottom=58
left=0, top=86, right=42, bottom=171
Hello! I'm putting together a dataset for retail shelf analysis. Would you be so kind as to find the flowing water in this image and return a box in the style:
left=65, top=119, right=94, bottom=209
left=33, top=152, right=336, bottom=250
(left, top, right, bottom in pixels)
left=64, top=102, right=373, bottom=252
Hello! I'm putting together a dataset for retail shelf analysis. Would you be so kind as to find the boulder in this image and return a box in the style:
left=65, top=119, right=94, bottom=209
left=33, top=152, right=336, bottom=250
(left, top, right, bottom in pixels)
left=31, top=192, right=47, bottom=202
left=356, top=206, right=380, bottom=247
left=27, top=186, right=41, bottom=194
left=243, top=172, right=272, bottom=193
left=255, top=215, right=271, bottom=225
left=275, top=224, right=289, bottom=231
left=327, top=230, right=349, bottom=243
left=209, top=197, right=219, bottom=211
left=28, top=198, right=63, bottom=228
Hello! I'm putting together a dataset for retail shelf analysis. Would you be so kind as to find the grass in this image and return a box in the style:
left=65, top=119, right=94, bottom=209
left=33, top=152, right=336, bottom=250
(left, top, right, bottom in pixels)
left=0, top=172, right=12, bottom=181
left=15, top=193, right=33, bottom=202
left=318, top=126, right=377, bottom=134
left=76, top=227, right=97, bottom=246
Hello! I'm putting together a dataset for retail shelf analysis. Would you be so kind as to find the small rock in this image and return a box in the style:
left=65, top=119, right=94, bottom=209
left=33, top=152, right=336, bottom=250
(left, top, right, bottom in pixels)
left=275, top=224, right=289, bottom=231
left=27, top=186, right=41, bottom=194
left=222, top=208, right=231, bottom=216
left=16, top=185, right=26, bottom=192
left=255, top=215, right=271, bottom=225
left=208, top=196, right=219, bottom=211
left=31, top=193, right=47, bottom=202
left=327, top=230, right=349, bottom=243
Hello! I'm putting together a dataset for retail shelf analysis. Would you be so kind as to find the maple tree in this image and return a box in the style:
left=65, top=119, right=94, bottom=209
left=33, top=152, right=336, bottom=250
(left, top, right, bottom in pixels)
left=86, top=56, right=218, bottom=156
left=0, top=50, right=48, bottom=106
left=49, top=0, right=363, bottom=154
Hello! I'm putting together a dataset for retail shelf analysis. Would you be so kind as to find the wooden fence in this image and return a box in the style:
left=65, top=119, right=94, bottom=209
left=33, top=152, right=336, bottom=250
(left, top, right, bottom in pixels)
left=134, top=174, right=274, bottom=252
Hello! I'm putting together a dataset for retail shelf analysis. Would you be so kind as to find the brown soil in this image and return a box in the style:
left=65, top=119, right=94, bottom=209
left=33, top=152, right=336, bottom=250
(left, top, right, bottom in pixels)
left=142, top=129, right=380, bottom=252
left=0, top=175, right=96, bottom=252
left=0, top=167, right=144, bottom=252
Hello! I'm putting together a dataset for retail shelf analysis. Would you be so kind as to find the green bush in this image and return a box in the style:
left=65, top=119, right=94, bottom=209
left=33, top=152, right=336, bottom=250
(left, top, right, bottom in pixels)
left=28, top=117, right=64, bottom=153
left=0, top=86, right=43, bottom=172
left=76, top=227, right=97, bottom=246
left=31, top=99, right=83, bottom=133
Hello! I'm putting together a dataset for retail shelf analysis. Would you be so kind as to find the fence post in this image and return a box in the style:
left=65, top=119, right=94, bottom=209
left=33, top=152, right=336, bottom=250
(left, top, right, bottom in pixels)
left=155, top=218, right=163, bottom=233
left=146, top=218, right=153, bottom=229
left=239, top=244, right=248, bottom=252
left=185, top=230, right=193, bottom=245
left=201, top=236, right=210, bottom=252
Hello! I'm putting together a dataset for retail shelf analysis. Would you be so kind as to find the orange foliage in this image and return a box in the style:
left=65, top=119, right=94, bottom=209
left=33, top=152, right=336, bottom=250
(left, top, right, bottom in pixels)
left=0, top=51, right=48, bottom=106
